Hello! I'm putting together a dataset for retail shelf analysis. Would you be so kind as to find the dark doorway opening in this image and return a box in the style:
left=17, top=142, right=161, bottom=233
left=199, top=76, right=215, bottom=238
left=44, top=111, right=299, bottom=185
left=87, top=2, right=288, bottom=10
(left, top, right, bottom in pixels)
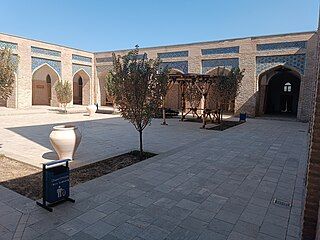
left=265, top=70, right=300, bottom=116
left=73, top=76, right=83, bottom=105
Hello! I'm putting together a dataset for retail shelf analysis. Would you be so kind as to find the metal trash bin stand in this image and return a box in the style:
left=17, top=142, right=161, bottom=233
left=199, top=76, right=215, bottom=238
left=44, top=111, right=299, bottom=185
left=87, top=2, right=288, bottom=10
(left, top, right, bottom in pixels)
left=36, top=159, right=75, bottom=212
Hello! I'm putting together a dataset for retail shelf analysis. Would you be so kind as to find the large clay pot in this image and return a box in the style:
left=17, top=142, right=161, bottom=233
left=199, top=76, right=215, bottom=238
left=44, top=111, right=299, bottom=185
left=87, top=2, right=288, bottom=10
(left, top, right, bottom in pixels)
left=86, top=105, right=97, bottom=116
left=49, top=125, right=82, bottom=160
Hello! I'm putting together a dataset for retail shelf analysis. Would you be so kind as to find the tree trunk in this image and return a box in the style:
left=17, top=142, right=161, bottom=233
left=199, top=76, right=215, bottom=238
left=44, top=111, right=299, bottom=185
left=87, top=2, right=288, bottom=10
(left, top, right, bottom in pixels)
left=64, top=104, right=67, bottom=114
left=112, top=101, right=116, bottom=114
left=202, top=110, right=206, bottom=128
left=180, top=83, right=185, bottom=121
left=139, top=129, right=143, bottom=160
left=202, top=94, right=207, bottom=128
left=162, top=107, right=167, bottom=125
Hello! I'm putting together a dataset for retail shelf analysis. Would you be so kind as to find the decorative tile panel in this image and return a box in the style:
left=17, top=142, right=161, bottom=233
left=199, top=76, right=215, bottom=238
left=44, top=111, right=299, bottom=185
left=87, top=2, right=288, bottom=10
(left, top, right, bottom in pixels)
left=257, top=41, right=307, bottom=51
left=72, top=54, right=92, bottom=63
left=158, top=51, right=188, bottom=59
left=128, top=53, right=147, bottom=60
left=202, top=58, right=239, bottom=74
left=201, top=46, right=239, bottom=55
left=72, top=64, right=92, bottom=77
left=160, top=61, right=188, bottom=73
left=96, top=57, right=113, bottom=63
left=0, top=40, right=17, bottom=50
left=256, top=54, right=306, bottom=75
left=31, top=46, right=61, bottom=57
left=96, top=53, right=147, bottom=63
left=137, top=53, right=147, bottom=59
left=96, top=65, right=113, bottom=73
left=31, top=57, right=61, bottom=76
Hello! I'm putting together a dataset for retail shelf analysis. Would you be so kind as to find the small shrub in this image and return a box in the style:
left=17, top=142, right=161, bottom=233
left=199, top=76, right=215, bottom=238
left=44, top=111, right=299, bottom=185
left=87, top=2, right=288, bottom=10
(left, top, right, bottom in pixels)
left=55, top=81, right=72, bottom=113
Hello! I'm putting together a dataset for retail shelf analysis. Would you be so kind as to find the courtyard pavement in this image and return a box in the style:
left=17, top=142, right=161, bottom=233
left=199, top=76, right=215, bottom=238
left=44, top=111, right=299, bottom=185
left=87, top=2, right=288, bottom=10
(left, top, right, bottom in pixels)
left=0, top=116, right=309, bottom=240
left=0, top=112, right=216, bottom=168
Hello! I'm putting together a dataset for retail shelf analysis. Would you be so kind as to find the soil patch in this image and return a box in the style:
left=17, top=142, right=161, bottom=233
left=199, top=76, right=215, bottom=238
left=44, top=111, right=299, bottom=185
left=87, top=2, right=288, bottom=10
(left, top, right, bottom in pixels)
left=183, top=118, right=219, bottom=124
left=183, top=118, right=203, bottom=123
left=206, top=121, right=244, bottom=131
left=0, top=151, right=156, bottom=200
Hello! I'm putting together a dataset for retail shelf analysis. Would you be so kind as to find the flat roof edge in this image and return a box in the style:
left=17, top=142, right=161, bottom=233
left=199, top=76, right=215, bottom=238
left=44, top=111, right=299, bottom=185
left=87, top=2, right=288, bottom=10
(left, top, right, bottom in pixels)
left=95, top=30, right=316, bottom=54
left=0, top=32, right=93, bottom=54
left=0, top=30, right=316, bottom=55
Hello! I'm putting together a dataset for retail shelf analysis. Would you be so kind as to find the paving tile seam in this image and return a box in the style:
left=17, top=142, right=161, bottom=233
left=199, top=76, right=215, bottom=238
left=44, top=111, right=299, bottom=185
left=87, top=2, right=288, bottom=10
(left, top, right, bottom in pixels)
left=12, top=213, right=30, bottom=240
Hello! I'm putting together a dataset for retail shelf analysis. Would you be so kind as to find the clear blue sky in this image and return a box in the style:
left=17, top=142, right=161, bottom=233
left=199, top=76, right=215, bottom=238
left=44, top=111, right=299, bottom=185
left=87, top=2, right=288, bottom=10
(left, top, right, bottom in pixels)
left=0, top=0, right=318, bottom=52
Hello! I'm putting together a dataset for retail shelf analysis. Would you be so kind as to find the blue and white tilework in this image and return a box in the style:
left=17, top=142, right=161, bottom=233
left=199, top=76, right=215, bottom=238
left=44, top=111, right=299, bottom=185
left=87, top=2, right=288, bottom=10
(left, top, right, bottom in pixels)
left=72, top=64, right=92, bottom=77
left=0, top=40, right=17, bottom=50
left=128, top=53, right=147, bottom=60
left=160, top=61, right=188, bottom=73
left=256, top=54, right=306, bottom=75
left=31, top=57, right=61, bottom=76
left=202, top=58, right=239, bottom=73
left=201, top=46, right=239, bottom=55
left=31, top=47, right=61, bottom=57
left=257, top=41, right=307, bottom=51
left=72, top=54, right=92, bottom=63
left=96, top=57, right=114, bottom=63
left=97, top=65, right=113, bottom=74
left=157, top=51, right=188, bottom=59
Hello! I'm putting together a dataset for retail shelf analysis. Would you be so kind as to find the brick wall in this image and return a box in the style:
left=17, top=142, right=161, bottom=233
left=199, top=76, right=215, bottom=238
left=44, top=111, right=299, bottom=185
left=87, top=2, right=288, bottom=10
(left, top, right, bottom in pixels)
left=0, top=31, right=318, bottom=122
left=0, top=33, right=95, bottom=108
left=95, top=32, right=317, bottom=121
left=302, top=30, right=320, bottom=240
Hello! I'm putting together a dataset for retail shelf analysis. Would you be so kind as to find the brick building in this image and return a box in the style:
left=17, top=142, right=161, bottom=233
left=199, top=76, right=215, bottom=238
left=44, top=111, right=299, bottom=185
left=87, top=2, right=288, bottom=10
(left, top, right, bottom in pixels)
left=0, top=31, right=318, bottom=121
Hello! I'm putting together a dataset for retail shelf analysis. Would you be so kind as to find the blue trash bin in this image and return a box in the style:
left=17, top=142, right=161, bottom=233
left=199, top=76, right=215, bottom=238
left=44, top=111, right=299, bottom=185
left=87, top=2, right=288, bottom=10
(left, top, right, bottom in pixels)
left=239, top=113, right=247, bottom=122
left=45, top=165, right=70, bottom=204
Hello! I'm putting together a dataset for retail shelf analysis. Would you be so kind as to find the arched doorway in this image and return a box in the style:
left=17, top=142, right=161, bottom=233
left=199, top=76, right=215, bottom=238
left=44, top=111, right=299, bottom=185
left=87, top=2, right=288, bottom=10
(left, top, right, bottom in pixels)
left=72, top=70, right=90, bottom=105
left=257, top=66, right=301, bottom=117
left=73, top=76, right=83, bottom=105
left=46, top=75, right=52, bottom=104
left=32, top=64, right=59, bottom=106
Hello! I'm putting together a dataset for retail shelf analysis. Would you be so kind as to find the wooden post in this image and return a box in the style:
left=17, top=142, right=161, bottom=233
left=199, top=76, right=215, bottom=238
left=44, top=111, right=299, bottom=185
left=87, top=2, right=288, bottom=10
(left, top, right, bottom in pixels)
left=202, top=93, right=207, bottom=128
left=162, top=81, right=175, bottom=125
left=180, top=82, right=185, bottom=121
left=161, top=99, right=167, bottom=125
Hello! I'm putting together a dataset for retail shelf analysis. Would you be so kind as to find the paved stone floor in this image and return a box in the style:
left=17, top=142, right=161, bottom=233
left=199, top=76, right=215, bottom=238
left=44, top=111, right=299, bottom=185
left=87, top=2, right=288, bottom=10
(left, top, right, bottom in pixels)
left=0, top=112, right=213, bottom=168
left=0, top=117, right=309, bottom=240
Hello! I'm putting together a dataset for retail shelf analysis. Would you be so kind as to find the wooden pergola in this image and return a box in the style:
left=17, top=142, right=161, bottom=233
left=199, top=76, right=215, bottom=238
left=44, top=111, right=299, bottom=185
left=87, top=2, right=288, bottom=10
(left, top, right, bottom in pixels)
left=167, top=72, right=223, bottom=128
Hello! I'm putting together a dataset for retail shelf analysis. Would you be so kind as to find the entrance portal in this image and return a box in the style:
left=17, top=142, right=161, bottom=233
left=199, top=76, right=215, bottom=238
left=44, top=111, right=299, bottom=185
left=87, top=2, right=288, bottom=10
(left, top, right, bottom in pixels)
left=258, top=66, right=301, bottom=117
left=32, top=64, right=59, bottom=106
left=73, top=76, right=83, bottom=105
left=72, top=70, right=90, bottom=105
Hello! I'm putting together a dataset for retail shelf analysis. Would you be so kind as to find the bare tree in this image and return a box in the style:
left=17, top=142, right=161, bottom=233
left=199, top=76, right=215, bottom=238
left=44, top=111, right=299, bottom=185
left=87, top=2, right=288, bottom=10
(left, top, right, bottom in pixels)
left=0, top=48, right=17, bottom=105
left=55, top=81, right=72, bottom=113
left=106, top=47, right=169, bottom=159
left=212, top=67, right=244, bottom=120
